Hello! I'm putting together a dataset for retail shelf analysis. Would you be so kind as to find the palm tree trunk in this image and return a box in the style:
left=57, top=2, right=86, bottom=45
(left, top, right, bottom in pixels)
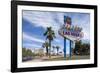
left=46, top=47, right=48, bottom=56
left=57, top=49, right=58, bottom=55
left=49, top=40, right=51, bottom=58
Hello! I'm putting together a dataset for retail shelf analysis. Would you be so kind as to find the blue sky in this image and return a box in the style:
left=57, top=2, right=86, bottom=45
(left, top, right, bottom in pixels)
left=22, top=10, right=90, bottom=54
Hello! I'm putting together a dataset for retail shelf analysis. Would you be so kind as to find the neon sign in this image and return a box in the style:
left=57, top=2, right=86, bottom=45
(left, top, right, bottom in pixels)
left=59, top=16, right=84, bottom=41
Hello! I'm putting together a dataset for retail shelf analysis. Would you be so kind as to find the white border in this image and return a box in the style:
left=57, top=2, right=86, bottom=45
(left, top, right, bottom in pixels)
left=17, top=5, right=94, bottom=68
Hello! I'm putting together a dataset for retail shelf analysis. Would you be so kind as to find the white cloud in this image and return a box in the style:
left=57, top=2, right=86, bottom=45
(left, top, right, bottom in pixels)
left=54, top=38, right=61, bottom=43
left=23, top=43, right=41, bottom=48
left=23, top=32, right=45, bottom=43
left=23, top=11, right=55, bottom=28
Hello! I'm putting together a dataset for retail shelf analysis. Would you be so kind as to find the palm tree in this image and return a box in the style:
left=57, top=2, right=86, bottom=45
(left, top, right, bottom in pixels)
left=44, top=27, right=56, bottom=58
left=56, top=46, right=60, bottom=55
left=42, top=41, right=50, bottom=56
left=52, top=46, right=56, bottom=55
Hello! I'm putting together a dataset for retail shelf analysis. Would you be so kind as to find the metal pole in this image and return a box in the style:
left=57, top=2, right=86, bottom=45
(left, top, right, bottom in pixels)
left=64, top=37, right=66, bottom=59
left=69, top=40, right=72, bottom=59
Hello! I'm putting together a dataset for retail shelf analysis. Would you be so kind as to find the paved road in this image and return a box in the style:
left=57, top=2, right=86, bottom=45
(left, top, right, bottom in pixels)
left=24, top=55, right=90, bottom=62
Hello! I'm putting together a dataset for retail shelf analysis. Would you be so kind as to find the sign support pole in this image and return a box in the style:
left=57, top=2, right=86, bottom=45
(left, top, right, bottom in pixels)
left=64, top=37, right=66, bottom=59
left=69, top=40, right=72, bottom=59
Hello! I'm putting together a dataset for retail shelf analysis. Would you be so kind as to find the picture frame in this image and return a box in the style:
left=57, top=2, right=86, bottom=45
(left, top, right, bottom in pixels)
left=11, top=1, right=97, bottom=72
